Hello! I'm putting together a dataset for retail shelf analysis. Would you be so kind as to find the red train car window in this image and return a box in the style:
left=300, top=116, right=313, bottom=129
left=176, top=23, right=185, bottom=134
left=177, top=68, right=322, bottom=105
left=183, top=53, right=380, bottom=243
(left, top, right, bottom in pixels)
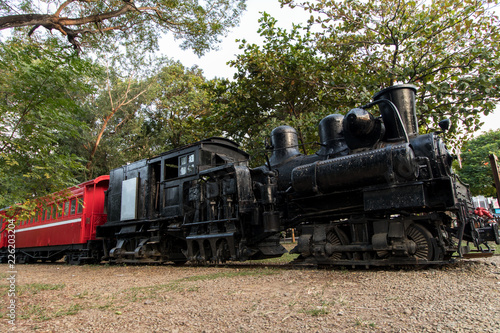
left=64, top=201, right=69, bottom=216
left=41, top=209, right=45, bottom=221
left=70, top=199, right=76, bottom=215
left=52, top=205, right=56, bottom=219
left=58, top=203, right=63, bottom=218
left=77, top=198, right=83, bottom=214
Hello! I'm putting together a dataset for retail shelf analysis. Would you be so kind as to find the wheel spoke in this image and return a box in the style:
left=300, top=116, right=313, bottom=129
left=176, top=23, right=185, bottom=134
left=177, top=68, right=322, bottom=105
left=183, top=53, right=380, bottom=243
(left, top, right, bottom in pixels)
left=326, top=228, right=349, bottom=260
left=406, top=224, right=434, bottom=261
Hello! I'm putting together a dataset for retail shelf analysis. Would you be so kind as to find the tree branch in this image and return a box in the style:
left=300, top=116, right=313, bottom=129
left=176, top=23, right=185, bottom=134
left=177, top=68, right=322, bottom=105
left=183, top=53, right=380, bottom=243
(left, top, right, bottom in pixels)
left=54, top=0, right=77, bottom=18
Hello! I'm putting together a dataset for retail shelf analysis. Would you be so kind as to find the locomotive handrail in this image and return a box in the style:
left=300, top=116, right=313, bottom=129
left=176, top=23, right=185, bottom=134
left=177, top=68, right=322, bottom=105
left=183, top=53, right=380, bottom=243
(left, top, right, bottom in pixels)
left=183, top=217, right=239, bottom=227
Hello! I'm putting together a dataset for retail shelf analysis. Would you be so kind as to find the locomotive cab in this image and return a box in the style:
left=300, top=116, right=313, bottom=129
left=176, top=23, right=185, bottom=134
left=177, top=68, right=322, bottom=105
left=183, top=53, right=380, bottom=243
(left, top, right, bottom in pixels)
left=98, top=138, right=253, bottom=264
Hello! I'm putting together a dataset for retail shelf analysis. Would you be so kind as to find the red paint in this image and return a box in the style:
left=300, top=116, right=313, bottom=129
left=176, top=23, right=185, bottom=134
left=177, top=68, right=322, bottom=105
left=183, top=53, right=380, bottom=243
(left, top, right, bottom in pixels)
left=0, top=176, right=109, bottom=249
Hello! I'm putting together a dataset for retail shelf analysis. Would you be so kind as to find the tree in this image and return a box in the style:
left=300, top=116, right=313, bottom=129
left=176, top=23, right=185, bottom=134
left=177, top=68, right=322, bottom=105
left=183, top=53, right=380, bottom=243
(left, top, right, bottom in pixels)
left=0, top=0, right=246, bottom=54
left=211, top=0, right=500, bottom=159
left=209, top=1, right=500, bottom=162
left=0, top=38, right=97, bottom=209
left=209, top=14, right=347, bottom=162
left=73, top=58, right=218, bottom=178
left=282, top=0, right=500, bottom=145
left=457, top=129, right=500, bottom=196
left=141, top=60, right=221, bottom=151
left=82, top=63, right=152, bottom=179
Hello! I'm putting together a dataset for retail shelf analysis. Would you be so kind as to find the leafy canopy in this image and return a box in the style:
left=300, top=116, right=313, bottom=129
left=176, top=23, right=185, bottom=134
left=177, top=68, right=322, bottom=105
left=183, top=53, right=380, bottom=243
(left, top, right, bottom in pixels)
left=0, top=0, right=246, bottom=54
left=210, top=13, right=337, bottom=159
left=283, top=0, right=500, bottom=145
left=209, top=0, right=500, bottom=163
left=0, top=38, right=99, bottom=209
left=79, top=58, right=218, bottom=179
left=456, top=130, right=500, bottom=197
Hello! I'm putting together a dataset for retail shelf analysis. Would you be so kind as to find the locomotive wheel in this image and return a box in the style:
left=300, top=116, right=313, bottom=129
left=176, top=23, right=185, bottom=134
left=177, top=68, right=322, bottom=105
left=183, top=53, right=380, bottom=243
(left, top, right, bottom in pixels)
left=325, top=228, right=350, bottom=260
left=406, top=224, right=435, bottom=261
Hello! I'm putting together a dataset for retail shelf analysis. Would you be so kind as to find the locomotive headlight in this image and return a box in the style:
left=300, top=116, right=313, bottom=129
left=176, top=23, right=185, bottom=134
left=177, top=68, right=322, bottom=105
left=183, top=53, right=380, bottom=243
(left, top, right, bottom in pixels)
left=410, top=133, right=454, bottom=178
left=436, top=138, right=453, bottom=172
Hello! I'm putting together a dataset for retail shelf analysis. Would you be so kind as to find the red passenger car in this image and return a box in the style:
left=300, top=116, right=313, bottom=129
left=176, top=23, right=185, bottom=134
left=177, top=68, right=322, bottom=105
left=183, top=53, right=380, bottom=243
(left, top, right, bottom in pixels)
left=0, top=176, right=109, bottom=264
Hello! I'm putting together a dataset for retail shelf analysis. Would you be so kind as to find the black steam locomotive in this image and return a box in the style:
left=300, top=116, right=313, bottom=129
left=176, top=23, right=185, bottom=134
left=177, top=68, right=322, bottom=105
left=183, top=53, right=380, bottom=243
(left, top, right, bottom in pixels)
left=97, top=84, right=500, bottom=267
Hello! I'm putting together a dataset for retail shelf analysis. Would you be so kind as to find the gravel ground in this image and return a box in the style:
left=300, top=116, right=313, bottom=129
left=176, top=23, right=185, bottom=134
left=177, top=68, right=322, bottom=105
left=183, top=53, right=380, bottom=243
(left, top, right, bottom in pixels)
left=1, top=254, right=500, bottom=333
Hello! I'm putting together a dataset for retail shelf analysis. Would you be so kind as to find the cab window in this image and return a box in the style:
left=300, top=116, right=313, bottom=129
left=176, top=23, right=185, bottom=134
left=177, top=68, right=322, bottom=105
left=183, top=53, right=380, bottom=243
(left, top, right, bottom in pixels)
left=179, top=153, right=195, bottom=176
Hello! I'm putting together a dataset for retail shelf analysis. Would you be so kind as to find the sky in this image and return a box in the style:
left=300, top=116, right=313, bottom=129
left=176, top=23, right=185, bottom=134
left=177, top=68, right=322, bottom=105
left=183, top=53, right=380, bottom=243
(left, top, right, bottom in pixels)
left=158, top=0, right=500, bottom=135
left=159, top=0, right=306, bottom=80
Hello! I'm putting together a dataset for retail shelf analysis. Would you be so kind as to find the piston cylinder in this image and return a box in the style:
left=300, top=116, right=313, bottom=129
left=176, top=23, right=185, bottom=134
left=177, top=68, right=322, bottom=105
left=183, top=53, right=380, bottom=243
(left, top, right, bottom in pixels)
left=263, top=211, right=280, bottom=233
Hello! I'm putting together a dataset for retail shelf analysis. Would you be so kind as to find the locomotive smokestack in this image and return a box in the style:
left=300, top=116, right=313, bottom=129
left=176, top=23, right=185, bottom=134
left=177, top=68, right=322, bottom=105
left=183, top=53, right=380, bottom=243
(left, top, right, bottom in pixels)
left=373, top=84, right=418, bottom=141
left=269, top=126, right=301, bottom=166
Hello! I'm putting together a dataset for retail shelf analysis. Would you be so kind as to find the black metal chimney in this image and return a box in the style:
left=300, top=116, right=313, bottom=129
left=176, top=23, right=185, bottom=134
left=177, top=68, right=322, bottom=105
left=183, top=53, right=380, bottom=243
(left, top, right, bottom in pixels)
left=373, top=84, right=418, bottom=141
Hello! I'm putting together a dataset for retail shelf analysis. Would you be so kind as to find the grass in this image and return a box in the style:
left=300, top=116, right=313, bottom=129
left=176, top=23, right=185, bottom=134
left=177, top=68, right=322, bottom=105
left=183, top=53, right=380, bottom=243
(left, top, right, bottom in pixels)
left=54, top=304, right=82, bottom=317
left=20, top=303, right=83, bottom=321
left=250, top=242, right=300, bottom=264
left=251, top=251, right=300, bottom=264
left=124, top=268, right=279, bottom=302
left=20, top=305, right=51, bottom=321
left=18, top=283, right=65, bottom=295
left=301, top=307, right=330, bottom=316
left=11, top=283, right=79, bottom=321
left=0, top=282, right=65, bottom=297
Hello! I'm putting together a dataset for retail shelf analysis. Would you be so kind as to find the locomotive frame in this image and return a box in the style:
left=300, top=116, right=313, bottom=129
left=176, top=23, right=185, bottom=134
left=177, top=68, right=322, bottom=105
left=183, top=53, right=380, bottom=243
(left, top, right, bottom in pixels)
left=1, top=84, right=499, bottom=267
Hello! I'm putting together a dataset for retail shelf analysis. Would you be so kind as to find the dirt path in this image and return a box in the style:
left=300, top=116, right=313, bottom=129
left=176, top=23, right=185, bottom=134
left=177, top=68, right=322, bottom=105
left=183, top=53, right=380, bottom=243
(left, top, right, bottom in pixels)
left=1, top=256, right=500, bottom=332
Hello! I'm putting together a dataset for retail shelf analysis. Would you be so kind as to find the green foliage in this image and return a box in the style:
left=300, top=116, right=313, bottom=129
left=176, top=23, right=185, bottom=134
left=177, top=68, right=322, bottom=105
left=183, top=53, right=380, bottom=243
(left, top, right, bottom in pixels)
left=0, top=2, right=246, bottom=211
left=0, top=38, right=96, bottom=210
left=141, top=60, right=222, bottom=151
left=73, top=56, right=154, bottom=179
left=19, top=283, right=66, bottom=295
left=78, top=58, right=217, bottom=178
left=0, top=0, right=246, bottom=56
left=456, top=129, right=500, bottom=196
left=209, top=13, right=349, bottom=163
left=211, top=0, right=500, bottom=160
left=282, top=0, right=500, bottom=147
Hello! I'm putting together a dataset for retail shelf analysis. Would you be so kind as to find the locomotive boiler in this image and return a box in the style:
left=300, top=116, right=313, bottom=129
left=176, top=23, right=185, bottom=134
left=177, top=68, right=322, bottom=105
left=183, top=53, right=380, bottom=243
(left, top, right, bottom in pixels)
left=95, top=84, right=499, bottom=267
